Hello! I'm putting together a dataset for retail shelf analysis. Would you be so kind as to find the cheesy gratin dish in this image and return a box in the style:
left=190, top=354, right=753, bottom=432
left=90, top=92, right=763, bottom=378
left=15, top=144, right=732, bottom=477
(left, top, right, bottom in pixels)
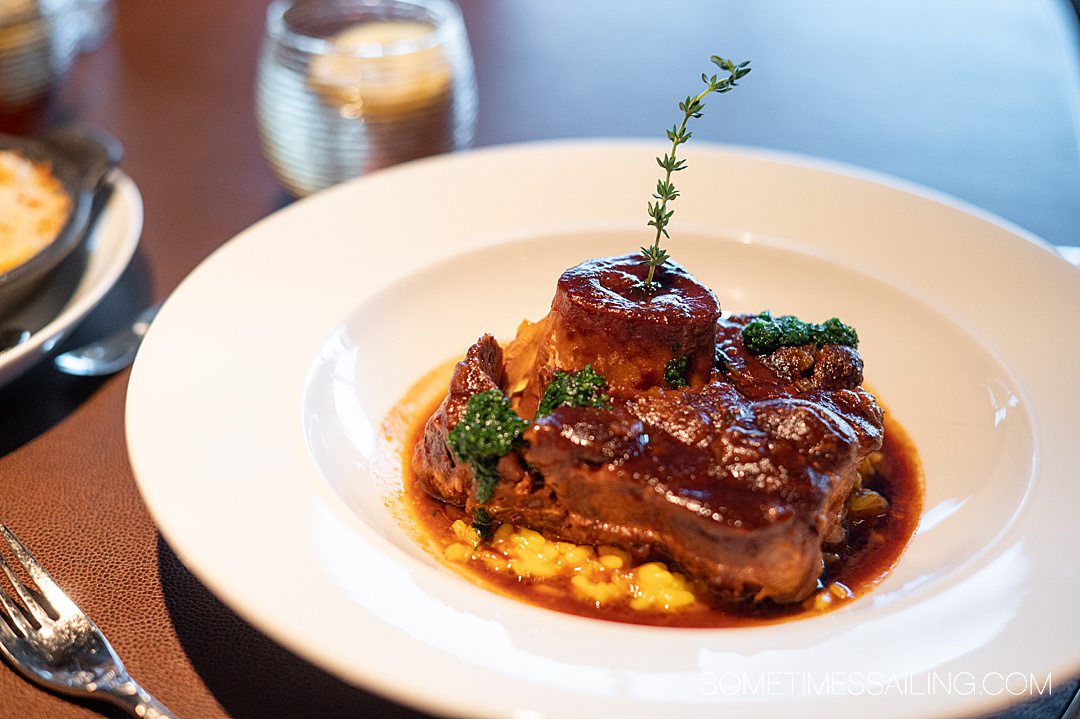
left=0, top=151, right=71, bottom=275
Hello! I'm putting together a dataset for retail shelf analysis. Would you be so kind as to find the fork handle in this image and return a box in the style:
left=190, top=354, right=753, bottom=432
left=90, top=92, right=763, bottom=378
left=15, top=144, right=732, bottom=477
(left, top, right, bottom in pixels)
left=102, top=678, right=179, bottom=719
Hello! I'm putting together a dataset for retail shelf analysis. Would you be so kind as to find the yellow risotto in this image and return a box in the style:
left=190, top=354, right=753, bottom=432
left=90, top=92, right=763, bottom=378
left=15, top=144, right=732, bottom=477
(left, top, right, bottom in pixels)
left=444, top=520, right=700, bottom=612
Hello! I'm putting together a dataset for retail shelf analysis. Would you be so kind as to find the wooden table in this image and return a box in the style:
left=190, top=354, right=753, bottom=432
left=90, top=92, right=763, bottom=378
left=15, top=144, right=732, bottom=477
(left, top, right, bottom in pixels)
left=1, top=1, right=1078, bottom=717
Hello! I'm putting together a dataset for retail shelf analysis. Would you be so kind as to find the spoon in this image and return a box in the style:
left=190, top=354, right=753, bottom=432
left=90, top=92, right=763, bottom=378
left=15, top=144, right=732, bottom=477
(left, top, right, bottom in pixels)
left=53, top=302, right=160, bottom=376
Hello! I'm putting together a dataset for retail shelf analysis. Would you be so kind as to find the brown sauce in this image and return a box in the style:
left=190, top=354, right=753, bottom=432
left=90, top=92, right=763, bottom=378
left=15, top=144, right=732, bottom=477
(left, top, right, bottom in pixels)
left=385, top=363, right=923, bottom=628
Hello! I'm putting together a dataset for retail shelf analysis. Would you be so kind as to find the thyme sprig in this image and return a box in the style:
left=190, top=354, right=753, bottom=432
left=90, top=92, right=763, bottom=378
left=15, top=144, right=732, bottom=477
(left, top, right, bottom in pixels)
left=641, top=55, right=751, bottom=291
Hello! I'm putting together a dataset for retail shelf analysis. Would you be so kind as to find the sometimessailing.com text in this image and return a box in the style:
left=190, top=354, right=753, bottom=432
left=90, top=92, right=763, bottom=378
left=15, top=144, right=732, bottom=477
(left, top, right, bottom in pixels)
left=700, top=671, right=1054, bottom=698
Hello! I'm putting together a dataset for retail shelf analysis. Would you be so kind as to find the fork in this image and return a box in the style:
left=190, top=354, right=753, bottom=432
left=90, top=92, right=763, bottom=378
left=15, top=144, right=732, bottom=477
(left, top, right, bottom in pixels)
left=0, top=524, right=178, bottom=718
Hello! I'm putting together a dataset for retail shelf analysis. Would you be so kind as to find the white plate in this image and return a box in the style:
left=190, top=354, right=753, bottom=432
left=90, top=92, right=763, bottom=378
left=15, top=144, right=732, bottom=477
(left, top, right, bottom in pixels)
left=126, top=142, right=1080, bottom=719
left=0, top=171, right=143, bottom=387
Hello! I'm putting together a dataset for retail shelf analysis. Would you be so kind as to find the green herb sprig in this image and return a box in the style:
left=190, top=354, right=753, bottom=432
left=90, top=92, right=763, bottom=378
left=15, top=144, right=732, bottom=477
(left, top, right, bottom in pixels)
left=472, top=507, right=494, bottom=541
left=741, top=311, right=859, bottom=355
left=641, top=55, right=751, bottom=291
left=664, top=355, right=689, bottom=388
left=536, top=365, right=610, bottom=418
left=447, top=389, right=528, bottom=504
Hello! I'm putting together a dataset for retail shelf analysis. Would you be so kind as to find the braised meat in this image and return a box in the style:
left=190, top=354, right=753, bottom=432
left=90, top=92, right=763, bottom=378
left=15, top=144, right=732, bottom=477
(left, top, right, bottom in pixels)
left=503, top=253, right=720, bottom=417
left=413, top=255, right=883, bottom=604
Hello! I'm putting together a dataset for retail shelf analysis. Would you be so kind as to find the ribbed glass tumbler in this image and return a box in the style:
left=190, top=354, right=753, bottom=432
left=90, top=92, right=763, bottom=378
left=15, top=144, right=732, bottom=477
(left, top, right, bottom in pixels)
left=255, top=0, right=477, bottom=197
left=0, top=0, right=82, bottom=133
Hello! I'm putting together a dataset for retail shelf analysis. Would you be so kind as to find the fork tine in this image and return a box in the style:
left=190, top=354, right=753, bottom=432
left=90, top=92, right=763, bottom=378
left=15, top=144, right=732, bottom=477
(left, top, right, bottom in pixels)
left=0, top=525, right=77, bottom=619
left=0, top=601, right=24, bottom=667
left=0, top=606, right=18, bottom=643
left=0, top=585, right=32, bottom=636
left=0, top=553, right=50, bottom=625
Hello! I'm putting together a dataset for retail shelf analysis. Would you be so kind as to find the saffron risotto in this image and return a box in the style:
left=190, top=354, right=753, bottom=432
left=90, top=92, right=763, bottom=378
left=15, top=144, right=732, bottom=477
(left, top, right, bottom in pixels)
left=444, top=520, right=700, bottom=612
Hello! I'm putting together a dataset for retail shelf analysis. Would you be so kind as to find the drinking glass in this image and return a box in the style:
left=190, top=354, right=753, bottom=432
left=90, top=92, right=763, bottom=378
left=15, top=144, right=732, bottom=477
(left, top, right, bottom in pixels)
left=256, top=0, right=477, bottom=197
left=0, top=0, right=81, bottom=134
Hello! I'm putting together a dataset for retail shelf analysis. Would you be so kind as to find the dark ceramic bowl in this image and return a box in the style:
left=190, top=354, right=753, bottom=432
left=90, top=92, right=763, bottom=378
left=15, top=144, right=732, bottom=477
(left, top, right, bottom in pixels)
left=0, top=128, right=121, bottom=318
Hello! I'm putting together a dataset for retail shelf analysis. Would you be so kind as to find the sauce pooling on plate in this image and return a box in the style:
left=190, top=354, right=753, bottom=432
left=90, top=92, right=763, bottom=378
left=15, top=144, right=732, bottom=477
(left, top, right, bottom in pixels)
left=386, top=359, right=922, bottom=628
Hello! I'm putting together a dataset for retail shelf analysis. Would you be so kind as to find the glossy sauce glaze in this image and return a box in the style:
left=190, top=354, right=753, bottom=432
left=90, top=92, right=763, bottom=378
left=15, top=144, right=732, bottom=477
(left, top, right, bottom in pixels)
left=396, top=375, right=923, bottom=628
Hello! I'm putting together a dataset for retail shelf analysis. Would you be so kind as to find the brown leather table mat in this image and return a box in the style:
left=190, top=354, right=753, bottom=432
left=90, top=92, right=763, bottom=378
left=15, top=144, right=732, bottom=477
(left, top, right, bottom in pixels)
left=0, top=1, right=1077, bottom=717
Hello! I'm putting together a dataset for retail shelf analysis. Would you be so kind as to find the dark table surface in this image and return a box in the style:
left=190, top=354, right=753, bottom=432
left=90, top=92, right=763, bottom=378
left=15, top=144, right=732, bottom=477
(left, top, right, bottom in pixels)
left=0, top=1, right=1078, bottom=717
